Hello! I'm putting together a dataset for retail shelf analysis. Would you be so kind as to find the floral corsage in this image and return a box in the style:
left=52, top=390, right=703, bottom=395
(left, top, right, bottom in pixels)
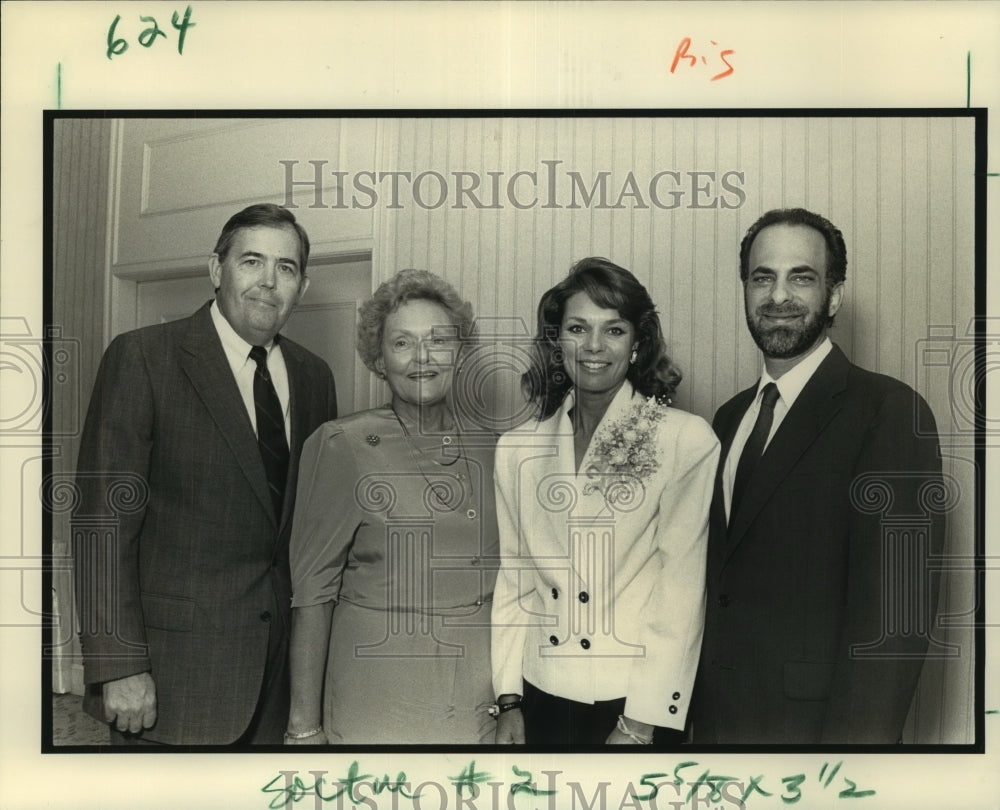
left=583, top=397, right=669, bottom=501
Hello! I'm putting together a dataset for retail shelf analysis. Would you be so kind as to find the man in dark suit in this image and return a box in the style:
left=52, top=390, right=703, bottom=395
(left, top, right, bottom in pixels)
left=691, top=208, right=944, bottom=744
left=73, top=203, right=337, bottom=744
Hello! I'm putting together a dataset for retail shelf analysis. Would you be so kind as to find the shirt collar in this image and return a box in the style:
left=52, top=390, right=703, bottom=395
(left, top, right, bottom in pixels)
left=210, top=300, right=274, bottom=372
left=757, top=337, right=833, bottom=410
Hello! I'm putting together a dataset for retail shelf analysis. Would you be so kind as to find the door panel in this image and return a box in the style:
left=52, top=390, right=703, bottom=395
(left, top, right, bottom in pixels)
left=135, top=257, right=373, bottom=416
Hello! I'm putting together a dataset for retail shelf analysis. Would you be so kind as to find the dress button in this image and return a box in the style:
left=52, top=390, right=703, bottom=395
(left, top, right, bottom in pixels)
left=672, top=692, right=681, bottom=700
left=466, top=509, right=477, bottom=520
left=442, top=436, right=453, bottom=445
left=551, top=588, right=559, bottom=599
left=669, top=705, right=678, bottom=714
left=718, top=594, right=731, bottom=607
left=580, top=638, right=590, bottom=650
left=549, top=635, right=559, bottom=646
left=578, top=591, right=589, bottom=603
left=259, top=611, right=271, bottom=622
left=475, top=599, right=483, bottom=607
left=471, top=557, right=480, bottom=566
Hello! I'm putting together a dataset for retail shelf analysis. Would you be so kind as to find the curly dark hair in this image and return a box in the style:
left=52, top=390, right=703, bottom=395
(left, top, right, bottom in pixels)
left=524, top=257, right=682, bottom=419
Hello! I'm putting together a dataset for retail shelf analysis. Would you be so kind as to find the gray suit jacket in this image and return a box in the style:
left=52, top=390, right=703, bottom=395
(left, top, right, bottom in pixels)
left=73, top=301, right=337, bottom=743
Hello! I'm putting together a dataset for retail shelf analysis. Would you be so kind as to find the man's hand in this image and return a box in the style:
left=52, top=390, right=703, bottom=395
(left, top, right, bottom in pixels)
left=494, top=708, right=525, bottom=744
left=103, top=672, right=157, bottom=733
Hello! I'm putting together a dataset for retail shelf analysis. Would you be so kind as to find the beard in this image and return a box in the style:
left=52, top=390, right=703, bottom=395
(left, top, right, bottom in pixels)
left=745, top=290, right=831, bottom=359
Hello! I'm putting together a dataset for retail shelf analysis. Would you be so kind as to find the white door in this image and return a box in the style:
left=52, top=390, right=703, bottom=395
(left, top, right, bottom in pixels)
left=134, top=256, right=373, bottom=416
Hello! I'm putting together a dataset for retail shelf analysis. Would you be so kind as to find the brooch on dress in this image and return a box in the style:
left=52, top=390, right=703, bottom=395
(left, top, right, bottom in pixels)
left=366, top=434, right=380, bottom=446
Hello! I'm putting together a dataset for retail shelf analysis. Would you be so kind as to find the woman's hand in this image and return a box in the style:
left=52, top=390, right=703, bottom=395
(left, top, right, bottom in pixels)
left=284, top=728, right=328, bottom=745
left=606, top=715, right=654, bottom=745
left=495, top=708, right=526, bottom=744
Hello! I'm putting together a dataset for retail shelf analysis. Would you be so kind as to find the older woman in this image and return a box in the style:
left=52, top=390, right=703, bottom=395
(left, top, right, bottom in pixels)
left=491, top=257, right=720, bottom=745
left=285, top=269, right=498, bottom=744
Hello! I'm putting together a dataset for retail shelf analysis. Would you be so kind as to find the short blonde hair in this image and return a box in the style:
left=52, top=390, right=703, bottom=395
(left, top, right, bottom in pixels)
left=356, top=269, right=475, bottom=373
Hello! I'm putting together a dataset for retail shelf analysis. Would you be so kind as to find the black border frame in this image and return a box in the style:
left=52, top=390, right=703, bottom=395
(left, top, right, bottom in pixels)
left=41, top=106, right=986, bottom=755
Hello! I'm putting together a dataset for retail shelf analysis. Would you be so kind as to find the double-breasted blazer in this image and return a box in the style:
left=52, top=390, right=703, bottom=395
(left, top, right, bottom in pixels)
left=73, top=301, right=337, bottom=744
left=691, top=344, right=944, bottom=744
left=491, top=382, right=719, bottom=729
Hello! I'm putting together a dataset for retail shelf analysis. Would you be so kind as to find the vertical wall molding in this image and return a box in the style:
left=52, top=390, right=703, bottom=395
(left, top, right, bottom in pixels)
left=51, top=119, right=114, bottom=695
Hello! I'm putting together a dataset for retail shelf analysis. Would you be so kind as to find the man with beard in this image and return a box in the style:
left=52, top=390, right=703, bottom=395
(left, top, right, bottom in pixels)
left=691, top=208, right=944, bottom=744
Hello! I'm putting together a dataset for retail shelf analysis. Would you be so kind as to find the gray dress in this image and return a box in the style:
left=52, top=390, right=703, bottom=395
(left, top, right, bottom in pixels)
left=290, top=407, right=499, bottom=743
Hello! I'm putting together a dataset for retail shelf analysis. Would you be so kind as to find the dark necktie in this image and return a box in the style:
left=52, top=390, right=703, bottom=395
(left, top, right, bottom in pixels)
left=730, top=382, right=780, bottom=520
left=249, top=345, right=289, bottom=519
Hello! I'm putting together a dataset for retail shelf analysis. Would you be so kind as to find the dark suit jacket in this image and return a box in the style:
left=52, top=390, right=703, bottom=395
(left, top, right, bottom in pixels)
left=691, top=344, right=944, bottom=744
left=72, top=301, right=337, bottom=744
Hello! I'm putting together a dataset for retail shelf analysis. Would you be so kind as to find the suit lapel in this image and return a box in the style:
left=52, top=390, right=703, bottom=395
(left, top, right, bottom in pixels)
left=716, top=388, right=756, bottom=470
left=179, top=303, right=276, bottom=527
left=709, top=388, right=755, bottom=567
left=575, top=382, right=639, bottom=477
left=724, top=346, right=851, bottom=560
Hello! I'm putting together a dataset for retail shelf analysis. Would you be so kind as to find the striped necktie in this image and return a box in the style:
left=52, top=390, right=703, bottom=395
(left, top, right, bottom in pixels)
left=249, top=345, right=289, bottom=519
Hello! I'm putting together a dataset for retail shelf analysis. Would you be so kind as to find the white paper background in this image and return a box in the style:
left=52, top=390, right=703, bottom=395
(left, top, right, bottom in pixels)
left=2, top=2, right=998, bottom=809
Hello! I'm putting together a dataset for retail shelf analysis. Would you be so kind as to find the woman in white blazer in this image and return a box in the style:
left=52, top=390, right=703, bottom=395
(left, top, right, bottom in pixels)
left=491, top=257, right=720, bottom=745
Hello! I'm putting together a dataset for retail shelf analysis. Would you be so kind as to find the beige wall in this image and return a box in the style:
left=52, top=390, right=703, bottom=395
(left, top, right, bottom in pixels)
left=51, top=118, right=113, bottom=694
left=51, top=115, right=978, bottom=743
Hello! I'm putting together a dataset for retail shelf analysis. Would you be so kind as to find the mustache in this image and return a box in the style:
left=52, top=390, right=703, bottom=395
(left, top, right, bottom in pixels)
left=756, top=303, right=809, bottom=317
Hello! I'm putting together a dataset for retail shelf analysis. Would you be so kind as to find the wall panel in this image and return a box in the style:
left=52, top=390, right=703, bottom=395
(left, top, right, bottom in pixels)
left=51, top=118, right=113, bottom=695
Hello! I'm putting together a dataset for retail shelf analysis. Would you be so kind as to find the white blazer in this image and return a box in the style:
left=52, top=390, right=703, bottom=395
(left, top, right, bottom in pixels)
left=491, top=382, right=720, bottom=729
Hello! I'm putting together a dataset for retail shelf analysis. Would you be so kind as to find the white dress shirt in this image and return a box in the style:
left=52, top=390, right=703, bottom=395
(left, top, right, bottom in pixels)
left=210, top=300, right=291, bottom=440
left=723, top=337, right=833, bottom=520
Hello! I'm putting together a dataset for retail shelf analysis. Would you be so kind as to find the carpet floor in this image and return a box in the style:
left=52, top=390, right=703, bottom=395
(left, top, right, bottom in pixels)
left=51, top=692, right=110, bottom=746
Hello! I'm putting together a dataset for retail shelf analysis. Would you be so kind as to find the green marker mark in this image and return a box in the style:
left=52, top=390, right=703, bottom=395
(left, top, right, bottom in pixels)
left=966, top=51, right=970, bottom=108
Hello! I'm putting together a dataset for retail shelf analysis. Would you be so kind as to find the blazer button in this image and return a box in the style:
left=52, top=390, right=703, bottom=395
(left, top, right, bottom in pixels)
left=672, top=692, right=681, bottom=700
left=580, top=638, right=591, bottom=650
left=551, top=588, right=559, bottom=599
left=578, top=591, right=589, bottom=603
left=549, top=635, right=559, bottom=646
left=259, top=611, right=271, bottom=622
left=668, top=705, right=678, bottom=714
left=718, top=594, right=731, bottom=607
